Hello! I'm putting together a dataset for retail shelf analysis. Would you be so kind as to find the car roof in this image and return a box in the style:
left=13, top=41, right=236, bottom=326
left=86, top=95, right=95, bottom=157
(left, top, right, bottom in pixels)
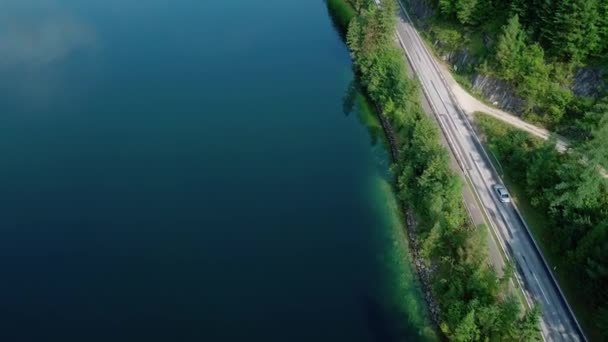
left=497, top=187, right=509, bottom=196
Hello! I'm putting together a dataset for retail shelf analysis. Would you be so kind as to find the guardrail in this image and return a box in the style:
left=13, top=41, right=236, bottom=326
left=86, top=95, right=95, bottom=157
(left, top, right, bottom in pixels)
left=394, top=2, right=587, bottom=341
left=392, top=8, right=533, bottom=314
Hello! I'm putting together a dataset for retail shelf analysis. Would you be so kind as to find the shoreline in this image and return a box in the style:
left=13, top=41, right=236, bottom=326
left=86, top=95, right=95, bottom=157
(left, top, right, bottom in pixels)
left=375, top=107, right=442, bottom=327
left=324, top=0, right=442, bottom=333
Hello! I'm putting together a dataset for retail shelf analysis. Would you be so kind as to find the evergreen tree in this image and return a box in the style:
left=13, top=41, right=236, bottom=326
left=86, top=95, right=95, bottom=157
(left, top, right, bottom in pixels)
left=452, top=309, right=480, bottom=341
left=346, top=18, right=361, bottom=55
left=439, top=0, right=456, bottom=17
left=598, top=306, right=608, bottom=337
left=455, top=0, right=479, bottom=25
left=584, top=104, right=608, bottom=168
left=551, top=0, right=600, bottom=62
left=598, top=0, right=608, bottom=54
left=344, top=3, right=544, bottom=339
left=494, top=15, right=526, bottom=81
left=534, top=0, right=559, bottom=46
left=516, top=305, right=542, bottom=341
left=575, top=220, right=608, bottom=303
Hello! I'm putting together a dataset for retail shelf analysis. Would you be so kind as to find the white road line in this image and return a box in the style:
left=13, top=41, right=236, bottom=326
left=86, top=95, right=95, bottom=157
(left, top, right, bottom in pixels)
left=533, top=271, right=551, bottom=304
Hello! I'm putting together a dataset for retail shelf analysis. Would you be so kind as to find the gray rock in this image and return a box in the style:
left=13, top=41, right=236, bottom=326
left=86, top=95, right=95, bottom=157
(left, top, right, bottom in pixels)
left=407, top=0, right=434, bottom=22
left=482, top=32, right=493, bottom=50
left=444, top=48, right=477, bottom=73
left=472, top=74, right=526, bottom=114
left=572, top=67, right=606, bottom=97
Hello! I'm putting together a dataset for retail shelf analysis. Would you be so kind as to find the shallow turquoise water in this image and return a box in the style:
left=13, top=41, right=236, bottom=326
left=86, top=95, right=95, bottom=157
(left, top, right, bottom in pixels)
left=0, top=0, right=433, bottom=341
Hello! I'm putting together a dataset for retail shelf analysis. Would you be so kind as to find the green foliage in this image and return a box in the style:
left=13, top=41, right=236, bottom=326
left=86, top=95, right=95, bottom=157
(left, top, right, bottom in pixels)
left=346, top=2, right=540, bottom=340
left=476, top=112, right=608, bottom=341
left=581, top=99, right=608, bottom=168
left=550, top=0, right=600, bottom=62
left=598, top=306, right=608, bottom=337
left=435, top=0, right=496, bottom=26
left=449, top=0, right=608, bottom=61
left=492, top=15, right=575, bottom=126
left=494, top=16, right=526, bottom=82
left=451, top=309, right=480, bottom=341
left=326, top=0, right=358, bottom=31
left=516, top=305, right=542, bottom=341
left=426, top=0, right=608, bottom=133
left=438, top=0, right=456, bottom=17
left=598, top=1, right=608, bottom=55
left=432, top=25, right=466, bottom=53
left=454, top=0, right=479, bottom=25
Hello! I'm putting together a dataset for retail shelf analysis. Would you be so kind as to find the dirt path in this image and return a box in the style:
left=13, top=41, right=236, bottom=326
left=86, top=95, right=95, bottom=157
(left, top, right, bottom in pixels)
left=438, top=62, right=608, bottom=179
left=433, top=60, right=571, bottom=151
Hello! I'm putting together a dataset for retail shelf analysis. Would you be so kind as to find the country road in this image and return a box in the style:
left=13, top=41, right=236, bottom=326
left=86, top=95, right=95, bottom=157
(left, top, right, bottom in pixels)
left=431, top=55, right=571, bottom=152
left=391, top=2, right=586, bottom=341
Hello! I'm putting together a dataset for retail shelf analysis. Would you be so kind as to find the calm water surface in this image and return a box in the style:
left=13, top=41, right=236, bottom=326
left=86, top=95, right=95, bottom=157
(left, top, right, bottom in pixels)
left=0, top=0, right=433, bottom=341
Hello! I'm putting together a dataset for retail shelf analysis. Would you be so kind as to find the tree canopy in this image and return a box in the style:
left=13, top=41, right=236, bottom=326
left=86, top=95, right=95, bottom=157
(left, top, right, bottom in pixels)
left=344, top=1, right=541, bottom=339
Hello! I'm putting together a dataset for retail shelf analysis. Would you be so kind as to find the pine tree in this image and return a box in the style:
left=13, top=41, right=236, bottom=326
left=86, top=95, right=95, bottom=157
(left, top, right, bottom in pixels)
left=551, top=0, right=600, bottom=62
left=534, top=0, right=559, bottom=46
left=452, top=309, right=480, bottom=342
left=455, top=0, right=479, bottom=25
left=439, top=0, right=456, bottom=17
left=516, top=305, right=542, bottom=341
left=598, top=0, right=608, bottom=54
left=346, top=17, right=361, bottom=56
left=494, top=15, right=526, bottom=81
left=580, top=97, right=608, bottom=171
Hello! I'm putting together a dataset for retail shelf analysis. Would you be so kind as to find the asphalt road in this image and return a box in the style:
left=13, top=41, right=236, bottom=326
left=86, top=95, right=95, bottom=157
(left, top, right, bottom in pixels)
left=392, top=3, right=585, bottom=341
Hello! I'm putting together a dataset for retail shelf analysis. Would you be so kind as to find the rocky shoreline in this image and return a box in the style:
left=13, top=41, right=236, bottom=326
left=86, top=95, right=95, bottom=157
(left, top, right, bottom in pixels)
left=375, top=109, right=442, bottom=326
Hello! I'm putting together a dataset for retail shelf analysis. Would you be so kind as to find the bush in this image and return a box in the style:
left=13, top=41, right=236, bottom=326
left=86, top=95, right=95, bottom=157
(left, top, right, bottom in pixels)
left=346, top=1, right=540, bottom=340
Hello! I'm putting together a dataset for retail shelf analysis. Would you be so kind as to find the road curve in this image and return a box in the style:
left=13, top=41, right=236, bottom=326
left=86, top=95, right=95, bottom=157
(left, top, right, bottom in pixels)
left=392, top=3, right=586, bottom=341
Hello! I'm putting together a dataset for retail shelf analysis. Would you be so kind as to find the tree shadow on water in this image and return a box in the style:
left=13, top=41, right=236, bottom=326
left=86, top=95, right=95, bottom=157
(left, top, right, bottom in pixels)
left=362, top=294, right=428, bottom=342
left=343, top=79, right=385, bottom=146
left=343, top=80, right=357, bottom=117
left=325, top=0, right=351, bottom=39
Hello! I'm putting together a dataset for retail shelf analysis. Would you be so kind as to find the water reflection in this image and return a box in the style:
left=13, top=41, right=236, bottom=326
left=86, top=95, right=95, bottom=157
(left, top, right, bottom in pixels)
left=342, top=80, right=357, bottom=117
left=0, top=1, right=97, bottom=110
left=0, top=4, right=96, bottom=69
left=342, top=79, right=385, bottom=149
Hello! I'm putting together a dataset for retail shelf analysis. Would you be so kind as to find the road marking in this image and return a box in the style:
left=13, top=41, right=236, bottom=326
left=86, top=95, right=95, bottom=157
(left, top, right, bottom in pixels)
left=533, top=271, right=551, bottom=304
left=393, top=2, right=585, bottom=340
left=439, top=114, right=472, bottom=170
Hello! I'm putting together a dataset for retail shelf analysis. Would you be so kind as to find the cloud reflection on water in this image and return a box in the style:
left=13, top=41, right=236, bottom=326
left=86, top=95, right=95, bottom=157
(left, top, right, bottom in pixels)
left=0, top=16, right=96, bottom=68
left=0, top=1, right=97, bottom=67
left=0, top=1, right=99, bottom=110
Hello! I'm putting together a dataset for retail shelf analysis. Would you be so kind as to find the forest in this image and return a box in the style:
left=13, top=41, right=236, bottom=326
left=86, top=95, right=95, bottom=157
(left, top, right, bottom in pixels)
left=477, top=113, right=608, bottom=340
left=331, top=0, right=544, bottom=340
left=422, top=0, right=608, bottom=143
left=423, top=1, right=608, bottom=338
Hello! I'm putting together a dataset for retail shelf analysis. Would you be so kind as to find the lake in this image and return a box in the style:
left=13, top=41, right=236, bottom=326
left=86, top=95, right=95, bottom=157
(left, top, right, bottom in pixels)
left=0, top=0, right=433, bottom=341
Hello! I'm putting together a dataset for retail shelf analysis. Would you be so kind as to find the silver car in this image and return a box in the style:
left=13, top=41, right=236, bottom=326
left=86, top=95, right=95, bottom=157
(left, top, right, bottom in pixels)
left=493, top=185, right=511, bottom=203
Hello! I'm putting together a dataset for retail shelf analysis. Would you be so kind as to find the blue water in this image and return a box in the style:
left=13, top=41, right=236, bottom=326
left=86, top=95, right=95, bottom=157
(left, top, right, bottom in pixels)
left=0, top=0, right=432, bottom=341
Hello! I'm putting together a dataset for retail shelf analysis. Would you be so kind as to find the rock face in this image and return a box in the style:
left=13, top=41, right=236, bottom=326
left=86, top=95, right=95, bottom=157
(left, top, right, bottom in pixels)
left=472, top=74, right=526, bottom=114
left=407, top=0, right=434, bottom=23
left=438, top=47, right=478, bottom=74
left=404, top=210, right=441, bottom=325
left=572, top=67, right=606, bottom=97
